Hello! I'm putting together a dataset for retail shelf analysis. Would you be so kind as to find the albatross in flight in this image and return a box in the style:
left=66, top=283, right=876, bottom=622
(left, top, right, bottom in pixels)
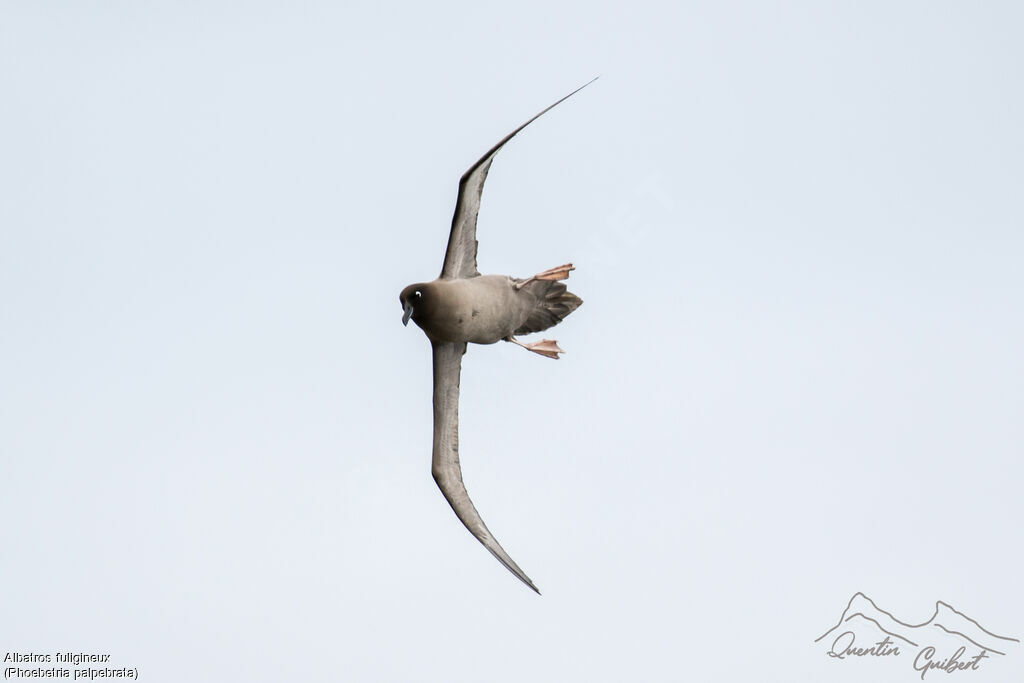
left=399, top=80, right=594, bottom=593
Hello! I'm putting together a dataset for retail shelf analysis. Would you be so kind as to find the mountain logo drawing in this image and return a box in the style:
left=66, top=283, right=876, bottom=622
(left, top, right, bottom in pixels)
left=816, top=592, right=1019, bottom=678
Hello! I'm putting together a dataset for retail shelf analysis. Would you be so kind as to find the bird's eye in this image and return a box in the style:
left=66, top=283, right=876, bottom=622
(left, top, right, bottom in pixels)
left=413, top=291, right=422, bottom=299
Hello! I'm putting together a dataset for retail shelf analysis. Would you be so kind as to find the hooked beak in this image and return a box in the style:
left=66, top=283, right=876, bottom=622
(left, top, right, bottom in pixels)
left=402, top=301, right=414, bottom=326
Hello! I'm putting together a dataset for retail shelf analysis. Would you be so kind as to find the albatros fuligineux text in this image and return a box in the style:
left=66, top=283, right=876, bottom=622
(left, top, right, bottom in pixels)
left=399, top=80, right=594, bottom=593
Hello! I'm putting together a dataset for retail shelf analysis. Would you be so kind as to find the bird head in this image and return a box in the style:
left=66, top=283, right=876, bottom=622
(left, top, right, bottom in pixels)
left=399, top=283, right=427, bottom=326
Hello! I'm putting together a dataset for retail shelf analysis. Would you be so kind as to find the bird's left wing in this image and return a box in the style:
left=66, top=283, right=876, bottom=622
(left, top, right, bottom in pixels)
left=440, top=78, right=598, bottom=280
left=430, top=340, right=540, bottom=593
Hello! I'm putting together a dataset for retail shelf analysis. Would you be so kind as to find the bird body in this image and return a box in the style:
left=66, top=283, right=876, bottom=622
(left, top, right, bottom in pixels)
left=401, top=275, right=581, bottom=345
left=399, top=80, right=594, bottom=593
left=401, top=275, right=523, bottom=344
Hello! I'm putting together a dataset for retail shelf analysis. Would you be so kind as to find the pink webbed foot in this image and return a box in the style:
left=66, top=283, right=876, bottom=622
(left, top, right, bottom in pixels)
left=515, top=263, right=575, bottom=290
left=506, top=336, right=566, bottom=360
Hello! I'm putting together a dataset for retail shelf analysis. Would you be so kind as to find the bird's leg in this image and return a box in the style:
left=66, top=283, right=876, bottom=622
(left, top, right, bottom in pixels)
left=505, top=336, right=565, bottom=360
left=514, top=263, right=575, bottom=290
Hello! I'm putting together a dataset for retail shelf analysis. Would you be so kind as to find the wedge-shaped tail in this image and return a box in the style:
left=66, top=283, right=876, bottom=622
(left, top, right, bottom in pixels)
left=515, top=278, right=583, bottom=336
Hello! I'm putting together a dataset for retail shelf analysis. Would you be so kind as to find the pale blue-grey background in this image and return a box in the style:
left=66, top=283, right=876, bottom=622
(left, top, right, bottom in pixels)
left=2, top=2, right=1021, bottom=682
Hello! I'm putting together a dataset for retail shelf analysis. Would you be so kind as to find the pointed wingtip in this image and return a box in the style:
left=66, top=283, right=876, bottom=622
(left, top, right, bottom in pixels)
left=572, top=76, right=600, bottom=97
left=520, top=575, right=542, bottom=595
left=504, top=570, right=540, bottom=594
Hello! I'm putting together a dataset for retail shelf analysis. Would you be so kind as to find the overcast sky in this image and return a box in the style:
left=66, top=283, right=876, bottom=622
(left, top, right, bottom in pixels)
left=2, top=2, right=1022, bottom=682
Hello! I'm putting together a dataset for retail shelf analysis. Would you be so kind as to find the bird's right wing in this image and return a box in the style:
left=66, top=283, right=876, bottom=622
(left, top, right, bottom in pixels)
left=439, top=78, right=598, bottom=281
left=430, top=340, right=540, bottom=594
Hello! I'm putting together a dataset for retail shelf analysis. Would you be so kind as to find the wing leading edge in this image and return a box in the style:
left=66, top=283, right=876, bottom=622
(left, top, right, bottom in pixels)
left=440, top=77, right=599, bottom=280
left=430, top=341, right=540, bottom=594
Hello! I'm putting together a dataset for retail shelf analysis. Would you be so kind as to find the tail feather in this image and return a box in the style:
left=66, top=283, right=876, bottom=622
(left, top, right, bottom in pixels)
left=515, top=280, right=583, bottom=335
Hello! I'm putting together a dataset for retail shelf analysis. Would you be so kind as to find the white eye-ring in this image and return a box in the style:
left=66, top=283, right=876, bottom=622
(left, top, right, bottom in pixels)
left=413, top=291, right=422, bottom=298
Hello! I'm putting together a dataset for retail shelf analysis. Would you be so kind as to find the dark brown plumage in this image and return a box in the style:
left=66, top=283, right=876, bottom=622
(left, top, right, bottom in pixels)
left=400, top=80, right=594, bottom=593
left=514, top=279, right=583, bottom=336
